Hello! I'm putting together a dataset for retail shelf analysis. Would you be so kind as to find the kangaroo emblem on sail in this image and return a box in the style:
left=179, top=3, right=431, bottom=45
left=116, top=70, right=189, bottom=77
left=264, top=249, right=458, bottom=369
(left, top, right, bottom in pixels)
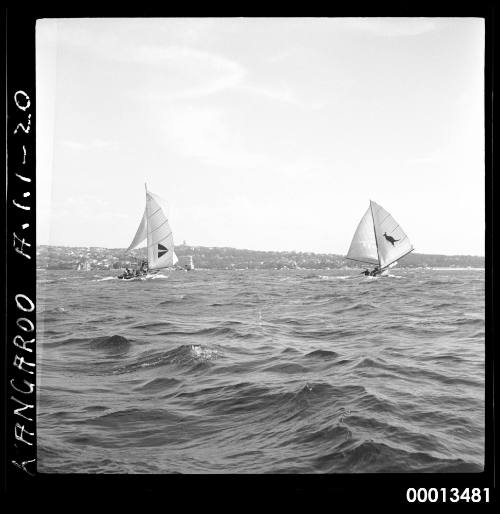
left=383, top=232, right=399, bottom=246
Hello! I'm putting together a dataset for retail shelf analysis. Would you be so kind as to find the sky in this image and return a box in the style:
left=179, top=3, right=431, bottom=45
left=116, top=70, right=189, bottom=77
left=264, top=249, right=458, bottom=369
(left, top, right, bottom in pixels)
left=36, top=17, right=485, bottom=255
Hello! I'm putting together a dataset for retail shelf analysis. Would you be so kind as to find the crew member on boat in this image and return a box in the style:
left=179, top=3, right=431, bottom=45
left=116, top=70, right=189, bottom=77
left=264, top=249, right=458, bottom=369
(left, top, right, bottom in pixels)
left=361, top=266, right=380, bottom=276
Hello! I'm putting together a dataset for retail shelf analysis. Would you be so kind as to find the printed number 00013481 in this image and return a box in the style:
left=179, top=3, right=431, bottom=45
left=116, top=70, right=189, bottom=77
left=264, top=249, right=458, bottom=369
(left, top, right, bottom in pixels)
left=406, top=488, right=490, bottom=503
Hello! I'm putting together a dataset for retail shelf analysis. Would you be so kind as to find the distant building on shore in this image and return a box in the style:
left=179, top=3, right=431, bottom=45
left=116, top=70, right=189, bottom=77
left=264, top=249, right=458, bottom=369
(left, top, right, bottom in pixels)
left=76, top=259, right=91, bottom=271
left=177, top=255, right=194, bottom=270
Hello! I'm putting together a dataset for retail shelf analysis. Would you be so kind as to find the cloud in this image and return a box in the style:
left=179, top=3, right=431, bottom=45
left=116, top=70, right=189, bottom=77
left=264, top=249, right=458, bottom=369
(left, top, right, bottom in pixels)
left=113, top=45, right=248, bottom=103
left=127, top=45, right=247, bottom=98
left=52, top=195, right=129, bottom=222
left=51, top=20, right=321, bottom=109
left=240, top=82, right=326, bottom=111
left=241, top=83, right=298, bottom=105
left=58, top=140, right=85, bottom=150
left=58, top=139, right=115, bottom=150
left=160, top=105, right=324, bottom=183
left=55, top=21, right=247, bottom=101
left=344, top=18, right=440, bottom=38
left=162, top=107, right=266, bottom=170
left=267, top=50, right=296, bottom=64
left=65, top=195, right=110, bottom=208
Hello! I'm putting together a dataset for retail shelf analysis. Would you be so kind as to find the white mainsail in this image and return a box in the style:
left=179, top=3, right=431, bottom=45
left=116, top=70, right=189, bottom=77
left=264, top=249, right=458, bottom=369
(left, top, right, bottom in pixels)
left=345, top=206, right=379, bottom=265
left=370, top=201, right=413, bottom=269
left=145, top=190, right=178, bottom=269
left=346, top=200, right=413, bottom=269
left=126, top=185, right=178, bottom=270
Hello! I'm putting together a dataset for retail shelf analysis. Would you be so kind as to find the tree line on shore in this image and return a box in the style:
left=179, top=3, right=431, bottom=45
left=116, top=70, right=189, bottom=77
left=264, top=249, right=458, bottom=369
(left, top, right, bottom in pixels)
left=37, top=244, right=485, bottom=270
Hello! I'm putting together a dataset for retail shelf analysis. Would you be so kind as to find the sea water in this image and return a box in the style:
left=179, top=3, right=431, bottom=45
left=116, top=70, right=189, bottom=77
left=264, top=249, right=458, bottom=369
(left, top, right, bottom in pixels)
left=36, top=268, right=485, bottom=473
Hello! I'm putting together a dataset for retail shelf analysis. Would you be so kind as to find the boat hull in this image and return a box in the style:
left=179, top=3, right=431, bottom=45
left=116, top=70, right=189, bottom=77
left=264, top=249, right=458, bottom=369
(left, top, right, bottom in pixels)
left=117, top=270, right=160, bottom=280
left=117, top=272, right=146, bottom=280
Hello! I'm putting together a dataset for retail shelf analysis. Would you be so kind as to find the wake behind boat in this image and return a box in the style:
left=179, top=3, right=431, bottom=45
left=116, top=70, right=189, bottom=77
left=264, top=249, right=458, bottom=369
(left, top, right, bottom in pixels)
left=346, top=200, right=414, bottom=277
left=118, top=184, right=178, bottom=280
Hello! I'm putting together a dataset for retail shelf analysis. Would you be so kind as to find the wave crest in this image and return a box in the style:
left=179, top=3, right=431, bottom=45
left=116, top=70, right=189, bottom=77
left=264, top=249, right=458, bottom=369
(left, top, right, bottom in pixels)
left=113, top=344, right=219, bottom=374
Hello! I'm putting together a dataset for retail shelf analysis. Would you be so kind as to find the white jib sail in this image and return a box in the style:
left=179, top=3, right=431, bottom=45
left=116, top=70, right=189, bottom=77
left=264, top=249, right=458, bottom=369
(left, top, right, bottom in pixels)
left=146, top=191, right=177, bottom=270
left=370, top=201, right=413, bottom=269
left=126, top=208, right=147, bottom=251
left=346, top=206, right=380, bottom=265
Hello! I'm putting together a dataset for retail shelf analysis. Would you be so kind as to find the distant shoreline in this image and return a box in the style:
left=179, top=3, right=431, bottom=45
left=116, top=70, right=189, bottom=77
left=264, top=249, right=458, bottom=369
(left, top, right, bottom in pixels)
left=35, top=243, right=485, bottom=259
left=36, top=244, right=485, bottom=271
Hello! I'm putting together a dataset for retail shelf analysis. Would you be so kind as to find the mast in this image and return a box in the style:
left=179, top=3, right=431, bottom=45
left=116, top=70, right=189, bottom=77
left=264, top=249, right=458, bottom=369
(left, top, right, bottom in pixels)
left=145, top=183, right=149, bottom=264
left=370, top=200, right=381, bottom=268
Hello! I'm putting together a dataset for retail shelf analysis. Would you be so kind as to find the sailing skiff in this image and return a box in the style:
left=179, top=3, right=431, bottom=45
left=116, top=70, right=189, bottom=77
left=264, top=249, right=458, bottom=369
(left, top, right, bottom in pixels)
left=118, top=184, right=177, bottom=280
left=346, top=200, right=414, bottom=276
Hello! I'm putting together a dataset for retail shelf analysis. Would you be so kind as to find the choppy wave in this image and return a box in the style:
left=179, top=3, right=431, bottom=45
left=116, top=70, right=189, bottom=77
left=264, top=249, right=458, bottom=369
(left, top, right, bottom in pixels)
left=37, top=268, right=485, bottom=473
left=89, top=334, right=132, bottom=352
left=113, top=344, right=219, bottom=375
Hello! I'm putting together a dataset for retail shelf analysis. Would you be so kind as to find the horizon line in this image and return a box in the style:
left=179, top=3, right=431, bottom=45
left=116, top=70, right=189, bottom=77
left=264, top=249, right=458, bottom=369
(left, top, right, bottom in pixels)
left=36, top=243, right=485, bottom=259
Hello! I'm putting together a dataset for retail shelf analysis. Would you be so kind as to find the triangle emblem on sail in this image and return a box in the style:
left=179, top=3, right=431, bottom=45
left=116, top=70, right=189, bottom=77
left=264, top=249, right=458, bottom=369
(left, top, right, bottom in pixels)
left=158, top=243, right=169, bottom=258
left=346, top=200, right=414, bottom=272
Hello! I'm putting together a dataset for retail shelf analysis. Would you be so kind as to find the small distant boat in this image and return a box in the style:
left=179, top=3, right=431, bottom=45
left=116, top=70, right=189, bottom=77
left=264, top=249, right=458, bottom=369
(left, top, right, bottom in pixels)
left=346, top=200, right=414, bottom=276
left=177, top=254, right=195, bottom=271
left=118, top=184, right=178, bottom=280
